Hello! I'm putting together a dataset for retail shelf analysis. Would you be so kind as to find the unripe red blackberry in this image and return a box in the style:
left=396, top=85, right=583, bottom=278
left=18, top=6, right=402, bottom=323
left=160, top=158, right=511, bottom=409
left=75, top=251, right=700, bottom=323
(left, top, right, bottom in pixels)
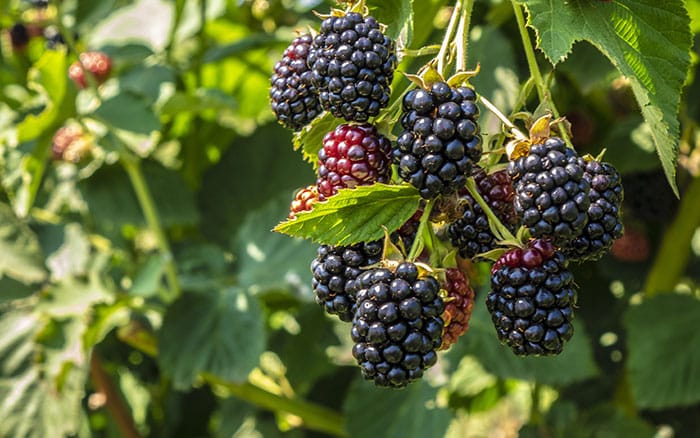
left=394, top=81, right=483, bottom=199
left=288, top=185, right=320, bottom=219
left=487, top=240, right=576, bottom=356
left=439, top=268, right=475, bottom=350
left=611, top=226, right=650, bottom=262
left=351, top=262, right=445, bottom=388
left=52, top=125, right=91, bottom=163
left=270, top=34, right=321, bottom=130
left=507, top=137, right=590, bottom=247
left=317, top=123, right=392, bottom=199
left=308, top=12, right=396, bottom=122
left=563, top=160, right=624, bottom=261
left=68, top=51, right=112, bottom=89
left=448, top=169, right=516, bottom=259
left=311, top=241, right=383, bottom=322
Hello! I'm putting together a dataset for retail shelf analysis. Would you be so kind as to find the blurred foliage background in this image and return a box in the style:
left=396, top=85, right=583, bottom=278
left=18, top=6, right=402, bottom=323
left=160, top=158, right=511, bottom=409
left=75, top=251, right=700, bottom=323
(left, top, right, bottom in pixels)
left=0, top=0, right=700, bottom=437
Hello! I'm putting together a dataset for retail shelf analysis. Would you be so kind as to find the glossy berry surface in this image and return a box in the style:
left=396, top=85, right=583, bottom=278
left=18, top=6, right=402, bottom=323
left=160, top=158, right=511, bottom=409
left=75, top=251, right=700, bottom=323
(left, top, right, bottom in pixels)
left=563, top=160, right=624, bottom=261
left=351, top=263, right=445, bottom=388
left=317, top=123, right=392, bottom=199
left=394, top=81, right=482, bottom=199
left=507, top=137, right=590, bottom=246
left=487, top=240, right=576, bottom=356
left=308, top=12, right=396, bottom=122
left=448, top=169, right=516, bottom=259
left=270, top=34, right=321, bottom=130
left=288, top=185, right=320, bottom=219
left=439, top=268, right=475, bottom=350
left=68, top=51, right=112, bottom=89
left=311, top=241, right=383, bottom=322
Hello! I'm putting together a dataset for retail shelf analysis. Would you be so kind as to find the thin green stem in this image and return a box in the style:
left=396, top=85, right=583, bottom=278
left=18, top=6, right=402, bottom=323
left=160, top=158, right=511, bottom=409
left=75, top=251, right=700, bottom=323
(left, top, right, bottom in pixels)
left=455, top=0, right=474, bottom=72
left=479, top=95, right=528, bottom=140
left=121, top=156, right=181, bottom=301
left=408, top=200, right=435, bottom=261
left=436, top=1, right=463, bottom=77
left=466, top=177, right=518, bottom=244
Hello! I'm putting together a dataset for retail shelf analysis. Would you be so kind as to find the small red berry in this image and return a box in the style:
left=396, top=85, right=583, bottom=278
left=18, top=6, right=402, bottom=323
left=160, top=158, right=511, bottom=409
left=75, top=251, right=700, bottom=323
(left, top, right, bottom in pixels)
left=288, top=185, right=320, bottom=219
left=439, top=268, right=475, bottom=350
left=52, top=125, right=91, bottom=162
left=68, top=51, right=112, bottom=89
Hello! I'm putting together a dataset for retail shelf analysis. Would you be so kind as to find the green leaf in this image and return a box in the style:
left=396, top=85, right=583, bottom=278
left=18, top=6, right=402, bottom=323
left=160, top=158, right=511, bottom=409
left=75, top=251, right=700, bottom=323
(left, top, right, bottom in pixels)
left=93, top=92, right=161, bottom=134
left=158, top=288, right=265, bottom=389
left=0, top=202, right=47, bottom=287
left=37, top=277, right=113, bottom=318
left=446, top=298, right=598, bottom=386
left=160, top=88, right=237, bottom=117
left=215, top=398, right=256, bottom=437
left=522, top=0, right=692, bottom=195
left=45, top=223, right=90, bottom=282
left=120, top=64, right=175, bottom=103
left=624, top=293, right=700, bottom=409
left=367, top=0, right=414, bottom=47
left=130, top=253, right=167, bottom=297
left=344, top=379, right=451, bottom=438
left=292, top=112, right=344, bottom=166
left=275, top=184, right=421, bottom=246
left=234, top=195, right=316, bottom=295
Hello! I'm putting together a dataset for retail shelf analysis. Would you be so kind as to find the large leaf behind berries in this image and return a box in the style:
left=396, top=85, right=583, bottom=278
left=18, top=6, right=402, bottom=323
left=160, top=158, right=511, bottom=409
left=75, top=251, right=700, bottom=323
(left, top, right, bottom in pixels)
left=0, top=202, right=47, bottom=290
left=274, top=184, right=421, bottom=246
left=158, top=288, right=265, bottom=389
left=521, top=0, right=692, bottom=195
left=344, top=379, right=451, bottom=438
left=624, top=293, right=700, bottom=409
left=446, top=300, right=598, bottom=386
left=367, top=0, right=414, bottom=48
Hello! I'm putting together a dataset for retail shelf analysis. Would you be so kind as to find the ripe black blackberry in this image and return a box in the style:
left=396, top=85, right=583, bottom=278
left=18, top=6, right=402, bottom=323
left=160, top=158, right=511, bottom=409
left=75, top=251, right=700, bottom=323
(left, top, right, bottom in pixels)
left=9, top=23, right=30, bottom=50
left=307, top=12, right=396, bottom=122
left=487, top=240, right=576, bottom=356
left=439, top=268, right=475, bottom=350
left=507, top=137, right=590, bottom=247
left=563, top=160, right=624, bottom=261
left=350, top=262, right=445, bottom=388
left=317, top=123, right=392, bottom=199
left=394, top=81, right=483, bottom=199
left=311, top=241, right=383, bottom=322
left=270, top=34, right=321, bottom=130
left=448, top=169, right=516, bottom=259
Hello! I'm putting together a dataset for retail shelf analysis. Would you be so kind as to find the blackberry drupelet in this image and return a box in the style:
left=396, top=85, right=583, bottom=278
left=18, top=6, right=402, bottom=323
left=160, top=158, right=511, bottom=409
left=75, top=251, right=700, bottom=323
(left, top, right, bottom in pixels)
left=270, top=34, right=321, bottom=130
left=317, top=123, right=392, bottom=199
left=288, top=185, right=320, bottom=219
left=311, top=241, right=383, bottom=322
left=308, top=12, right=396, bottom=122
left=351, top=262, right=445, bottom=388
left=394, top=81, right=483, bottom=199
left=487, top=240, right=576, bottom=356
left=563, top=160, right=624, bottom=261
left=439, top=268, right=475, bottom=350
left=507, top=137, right=590, bottom=246
left=448, top=169, right=516, bottom=259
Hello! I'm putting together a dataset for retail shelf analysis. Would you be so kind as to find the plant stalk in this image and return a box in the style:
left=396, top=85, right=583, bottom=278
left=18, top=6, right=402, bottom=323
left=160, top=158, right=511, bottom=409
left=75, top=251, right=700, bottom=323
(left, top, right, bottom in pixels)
left=436, top=1, right=463, bottom=77
left=455, top=0, right=475, bottom=72
left=90, top=353, right=141, bottom=438
left=408, top=200, right=435, bottom=261
left=465, top=177, right=518, bottom=244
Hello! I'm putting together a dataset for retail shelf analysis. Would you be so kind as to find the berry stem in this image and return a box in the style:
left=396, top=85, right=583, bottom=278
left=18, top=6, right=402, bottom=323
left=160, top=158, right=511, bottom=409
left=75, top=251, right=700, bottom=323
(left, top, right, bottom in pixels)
left=436, top=1, right=463, bottom=77
left=465, top=177, right=519, bottom=244
left=455, top=0, right=475, bottom=73
left=408, top=200, right=435, bottom=261
left=121, top=155, right=182, bottom=302
left=479, top=95, right=528, bottom=141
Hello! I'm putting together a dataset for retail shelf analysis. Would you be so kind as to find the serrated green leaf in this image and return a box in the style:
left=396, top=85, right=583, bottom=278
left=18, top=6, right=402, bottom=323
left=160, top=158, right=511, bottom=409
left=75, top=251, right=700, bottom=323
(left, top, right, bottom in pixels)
left=446, top=298, right=598, bottom=386
left=624, top=293, right=700, bottom=409
left=344, top=379, right=451, bottom=438
left=274, top=184, right=421, bottom=246
left=292, top=112, right=343, bottom=166
left=158, top=288, right=265, bottom=389
left=0, top=202, right=47, bottom=287
left=522, top=0, right=692, bottom=195
left=368, top=0, right=414, bottom=48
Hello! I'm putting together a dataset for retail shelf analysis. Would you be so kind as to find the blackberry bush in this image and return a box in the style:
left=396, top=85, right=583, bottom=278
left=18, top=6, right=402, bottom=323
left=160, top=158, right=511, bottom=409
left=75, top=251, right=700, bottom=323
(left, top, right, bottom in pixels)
left=308, top=12, right=396, bottom=122
left=563, top=159, right=624, bottom=261
left=439, top=268, right=475, bottom=350
left=394, top=81, right=483, bottom=199
left=311, top=241, right=383, bottom=322
left=317, top=123, right=392, bottom=199
left=351, top=262, right=445, bottom=388
left=270, top=34, right=321, bottom=130
left=507, top=137, right=590, bottom=247
left=487, top=240, right=576, bottom=356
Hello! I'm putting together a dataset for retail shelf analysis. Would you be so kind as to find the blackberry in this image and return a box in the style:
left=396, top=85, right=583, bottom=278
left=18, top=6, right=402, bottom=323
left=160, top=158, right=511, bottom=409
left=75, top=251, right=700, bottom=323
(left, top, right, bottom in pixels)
left=487, top=240, right=576, bottom=356
left=317, top=123, right=392, bottom=199
left=288, top=185, right=320, bottom=219
left=351, top=262, right=445, bottom=388
left=308, top=12, right=396, bottom=122
left=563, top=160, right=624, bottom=261
left=448, top=169, right=516, bottom=259
left=507, top=137, right=590, bottom=247
left=394, top=81, right=483, bottom=199
left=43, top=26, right=65, bottom=49
left=270, top=34, right=321, bottom=130
left=68, top=51, right=112, bottom=89
left=52, top=125, right=91, bottom=163
left=311, top=241, right=383, bottom=322
left=439, top=268, right=475, bottom=350
left=9, top=23, right=30, bottom=50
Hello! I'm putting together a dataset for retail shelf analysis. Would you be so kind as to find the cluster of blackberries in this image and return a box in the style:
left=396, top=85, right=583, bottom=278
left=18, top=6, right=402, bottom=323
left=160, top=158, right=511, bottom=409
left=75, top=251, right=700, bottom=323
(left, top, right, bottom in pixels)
left=270, top=11, right=396, bottom=130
